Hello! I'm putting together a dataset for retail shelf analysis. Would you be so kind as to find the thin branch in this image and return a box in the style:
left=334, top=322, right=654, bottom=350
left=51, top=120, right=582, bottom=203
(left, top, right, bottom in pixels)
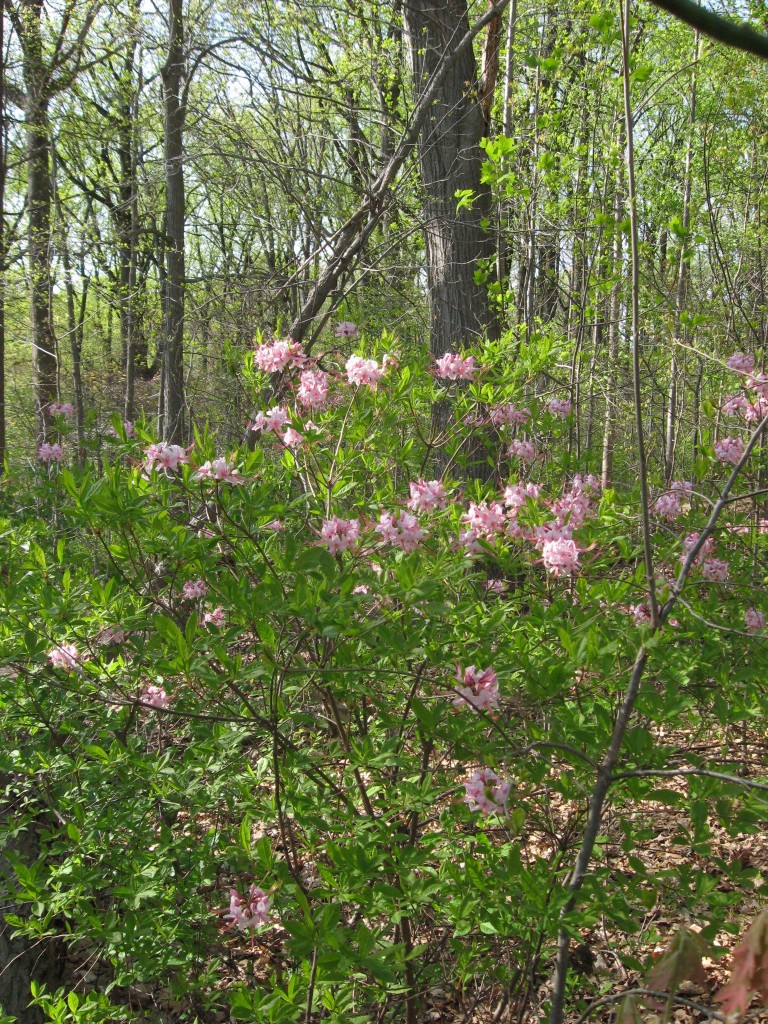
left=611, top=767, right=768, bottom=791
left=573, top=988, right=724, bottom=1024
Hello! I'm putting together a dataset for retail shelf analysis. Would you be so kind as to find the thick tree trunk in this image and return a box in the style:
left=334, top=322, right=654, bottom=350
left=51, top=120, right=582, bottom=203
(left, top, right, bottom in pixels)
left=403, top=0, right=497, bottom=359
left=120, top=9, right=141, bottom=421
left=160, top=0, right=186, bottom=443
left=27, top=94, right=57, bottom=441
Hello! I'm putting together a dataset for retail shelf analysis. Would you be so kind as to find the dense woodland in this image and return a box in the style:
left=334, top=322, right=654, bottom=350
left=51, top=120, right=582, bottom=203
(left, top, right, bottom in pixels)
left=4, top=1, right=768, bottom=1022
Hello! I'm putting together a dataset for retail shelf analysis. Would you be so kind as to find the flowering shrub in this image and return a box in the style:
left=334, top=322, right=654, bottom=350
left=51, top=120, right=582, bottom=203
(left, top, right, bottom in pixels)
left=3, top=332, right=768, bottom=1024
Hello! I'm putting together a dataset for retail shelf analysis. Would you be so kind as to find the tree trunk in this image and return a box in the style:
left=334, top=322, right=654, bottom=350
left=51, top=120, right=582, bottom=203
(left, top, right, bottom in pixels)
left=27, top=88, right=57, bottom=440
left=665, top=34, right=698, bottom=484
left=120, top=4, right=141, bottom=421
left=402, top=0, right=497, bottom=359
left=160, top=0, right=186, bottom=443
left=601, top=164, right=624, bottom=490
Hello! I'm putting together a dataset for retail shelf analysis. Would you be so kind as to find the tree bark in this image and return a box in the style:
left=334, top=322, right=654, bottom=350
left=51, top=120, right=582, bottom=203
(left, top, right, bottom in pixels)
left=402, top=0, right=498, bottom=359
left=160, top=0, right=186, bottom=443
left=22, top=0, right=58, bottom=440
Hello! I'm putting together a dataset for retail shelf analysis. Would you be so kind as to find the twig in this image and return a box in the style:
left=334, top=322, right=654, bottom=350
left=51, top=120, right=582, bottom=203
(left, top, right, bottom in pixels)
left=573, top=987, right=724, bottom=1024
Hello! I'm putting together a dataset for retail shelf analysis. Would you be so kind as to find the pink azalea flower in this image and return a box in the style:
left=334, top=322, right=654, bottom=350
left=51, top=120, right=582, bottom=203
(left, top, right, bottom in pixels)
left=727, top=352, right=755, bottom=373
left=534, top=521, right=573, bottom=545
left=548, top=397, right=572, bottom=418
left=654, top=492, right=681, bottom=520
left=483, top=579, right=508, bottom=594
left=320, top=516, right=360, bottom=555
left=631, top=603, right=652, bottom=626
left=454, top=528, right=481, bottom=554
left=225, top=884, right=272, bottom=931
left=144, top=442, right=189, bottom=473
left=375, top=511, right=424, bottom=552
left=489, top=403, right=529, bottom=427
left=680, top=532, right=714, bottom=566
left=508, top=439, right=536, bottom=461
left=453, top=665, right=499, bottom=712
left=297, top=369, right=329, bottom=408
left=722, top=394, right=749, bottom=417
left=193, top=458, right=247, bottom=484
left=38, top=442, right=64, bottom=462
left=254, top=338, right=304, bottom=373
left=204, top=606, right=226, bottom=627
left=503, top=482, right=540, bottom=510
left=48, top=642, right=85, bottom=671
left=335, top=321, right=359, bottom=339
left=714, top=437, right=745, bottom=464
left=345, top=354, right=384, bottom=388
left=745, top=396, right=768, bottom=422
left=141, top=684, right=169, bottom=709
left=462, top=501, right=506, bottom=539
left=748, top=373, right=768, bottom=399
left=463, top=768, right=511, bottom=816
left=407, top=478, right=448, bottom=512
left=434, top=352, right=476, bottom=381
left=183, top=579, right=208, bottom=600
left=47, top=401, right=74, bottom=418
left=108, top=419, right=136, bottom=438
left=700, top=557, right=729, bottom=583
left=96, top=626, right=127, bottom=646
left=745, top=608, right=766, bottom=634
left=541, top=537, right=580, bottom=576
left=282, top=426, right=304, bottom=447
left=249, top=406, right=289, bottom=435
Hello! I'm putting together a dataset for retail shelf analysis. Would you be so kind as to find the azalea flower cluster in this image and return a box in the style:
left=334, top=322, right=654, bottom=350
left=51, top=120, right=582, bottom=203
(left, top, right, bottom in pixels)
left=253, top=337, right=305, bottom=373
left=407, top=478, right=448, bottom=512
left=144, top=442, right=189, bottom=473
left=679, top=531, right=730, bottom=583
left=38, top=442, right=65, bottom=463
left=141, top=683, right=169, bottom=709
left=143, top=442, right=249, bottom=485
left=718, top=353, right=768, bottom=449
left=193, top=458, right=246, bottom=484
left=434, top=352, right=476, bottom=381
left=320, top=516, right=361, bottom=555
left=48, top=642, right=87, bottom=671
left=547, top=397, right=572, bottom=418
left=375, top=511, right=424, bottom=552
left=714, top=437, right=745, bottom=465
left=346, top=354, right=385, bottom=389
left=48, top=401, right=74, bottom=418
left=318, top=473, right=598, bottom=579
left=107, top=419, right=135, bottom=439
left=453, top=665, right=499, bottom=712
left=225, top=884, right=272, bottom=931
left=464, top=768, right=511, bottom=816
left=489, top=403, right=529, bottom=427
left=183, top=579, right=208, bottom=600
left=653, top=480, right=693, bottom=521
